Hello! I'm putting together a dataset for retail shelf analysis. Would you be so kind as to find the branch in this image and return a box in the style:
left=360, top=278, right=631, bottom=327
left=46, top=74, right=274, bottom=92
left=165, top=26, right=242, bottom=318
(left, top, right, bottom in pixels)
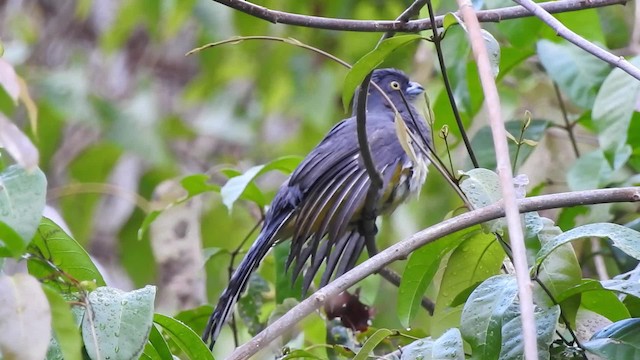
left=513, top=0, right=640, bottom=82
left=228, top=187, right=640, bottom=360
left=456, top=0, right=537, bottom=357
left=211, top=0, right=627, bottom=32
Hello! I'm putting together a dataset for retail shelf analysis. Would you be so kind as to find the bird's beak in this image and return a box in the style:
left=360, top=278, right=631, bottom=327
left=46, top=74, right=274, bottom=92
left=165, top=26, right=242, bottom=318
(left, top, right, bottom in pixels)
left=406, top=81, right=425, bottom=99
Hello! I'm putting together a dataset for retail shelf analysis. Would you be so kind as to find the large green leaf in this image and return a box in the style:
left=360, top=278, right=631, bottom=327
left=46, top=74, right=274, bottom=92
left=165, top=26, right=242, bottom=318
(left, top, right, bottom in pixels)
left=400, top=328, right=465, bottom=360
left=153, top=313, right=215, bottom=360
left=460, top=274, right=518, bottom=359
left=536, top=223, right=640, bottom=266
left=592, top=56, right=640, bottom=152
left=397, top=227, right=478, bottom=327
left=27, top=217, right=105, bottom=290
left=583, top=318, right=640, bottom=358
left=498, top=303, right=560, bottom=360
left=537, top=40, right=610, bottom=109
left=341, top=34, right=424, bottom=112
left=431, top=231, right=503, bottom=336
left=533, top=217, right=582, bottom=324
left=0, top=165, right=47, bottom=256
left=82, top=286, right=156, bottom=360
left=0, top=273, right=51, bottom=360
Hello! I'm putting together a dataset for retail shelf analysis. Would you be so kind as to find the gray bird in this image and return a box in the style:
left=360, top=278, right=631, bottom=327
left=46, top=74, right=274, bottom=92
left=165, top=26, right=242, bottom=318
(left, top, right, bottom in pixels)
left=204, top=68, right=431, bottom=349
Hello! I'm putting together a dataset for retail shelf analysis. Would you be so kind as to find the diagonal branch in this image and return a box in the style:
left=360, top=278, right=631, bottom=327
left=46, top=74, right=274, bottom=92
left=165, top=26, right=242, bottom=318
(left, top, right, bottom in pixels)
left=513, top=0, right=640, bottom=81
left=228, top=187, right=640, bottom=360
left=211, top=0, right=627, bottom=33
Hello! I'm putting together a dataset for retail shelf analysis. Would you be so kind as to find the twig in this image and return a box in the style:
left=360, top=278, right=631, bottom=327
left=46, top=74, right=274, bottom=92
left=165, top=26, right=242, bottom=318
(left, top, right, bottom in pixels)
left=553, top=82, right=580, bottom=158
left=455, top=0, right=536, bottom=358
left=210, top=0, right=627, bottom=33
left=228, top=187, right=640, bottom=359
left=513, top=0, right=640, bottom=81
left=424, top=0, right=479, bottom=168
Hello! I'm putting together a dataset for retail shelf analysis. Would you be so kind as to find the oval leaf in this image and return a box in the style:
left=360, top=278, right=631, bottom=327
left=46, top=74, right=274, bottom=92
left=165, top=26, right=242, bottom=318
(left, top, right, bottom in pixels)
left=583, top=318, right=640, bottom=359
left=536, top=223, right=640, bottom=266
left=537, top=40, right=610, bottom=109
left=342, top=35, right=424, bottom=112
left=397, top=227, right=479, bottom=327
left=221, top=155, right=302, bottom=211
left=460, top=274, right=518, bottom=359
left=0, top=164, right=47, bottom=256
left=82, top=286, right=156, bottom=360
left=27, top=217, right=106, bottom=290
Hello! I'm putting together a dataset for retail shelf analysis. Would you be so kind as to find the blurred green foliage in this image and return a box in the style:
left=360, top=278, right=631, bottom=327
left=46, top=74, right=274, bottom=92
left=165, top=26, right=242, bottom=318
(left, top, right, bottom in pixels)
left=1, top=0, right=640, bottom=358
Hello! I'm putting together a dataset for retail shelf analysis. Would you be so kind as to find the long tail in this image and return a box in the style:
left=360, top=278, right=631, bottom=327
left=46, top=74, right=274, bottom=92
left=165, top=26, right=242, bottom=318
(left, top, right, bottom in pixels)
left=203, top=212, right=290, bottom=349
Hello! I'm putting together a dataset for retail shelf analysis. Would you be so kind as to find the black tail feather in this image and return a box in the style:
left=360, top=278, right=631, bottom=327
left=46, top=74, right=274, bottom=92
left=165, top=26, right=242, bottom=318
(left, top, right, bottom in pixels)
left=203, top=213, right=290, bottom=349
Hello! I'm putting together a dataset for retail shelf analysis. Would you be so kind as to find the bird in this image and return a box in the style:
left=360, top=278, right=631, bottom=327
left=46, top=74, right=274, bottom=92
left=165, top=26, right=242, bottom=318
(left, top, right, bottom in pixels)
left=203, top=68, right=432, bottom=349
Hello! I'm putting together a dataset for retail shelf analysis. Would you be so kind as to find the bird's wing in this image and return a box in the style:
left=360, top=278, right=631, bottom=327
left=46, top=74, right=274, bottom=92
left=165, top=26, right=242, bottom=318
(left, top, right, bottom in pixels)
left=286, top=114, right=411, bottom=292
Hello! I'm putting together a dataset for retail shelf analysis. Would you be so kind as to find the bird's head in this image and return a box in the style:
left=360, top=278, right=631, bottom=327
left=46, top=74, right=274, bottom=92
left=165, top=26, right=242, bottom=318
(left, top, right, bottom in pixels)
left=371, top=68, right=424, bottom=103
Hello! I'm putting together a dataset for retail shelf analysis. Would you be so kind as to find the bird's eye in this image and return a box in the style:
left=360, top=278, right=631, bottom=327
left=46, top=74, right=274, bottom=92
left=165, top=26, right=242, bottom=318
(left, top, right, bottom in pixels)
left=390, top=81, right=401, bottom=90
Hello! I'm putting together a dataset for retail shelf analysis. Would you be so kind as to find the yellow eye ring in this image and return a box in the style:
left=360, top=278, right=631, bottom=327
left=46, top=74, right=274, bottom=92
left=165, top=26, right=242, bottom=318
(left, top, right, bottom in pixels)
left=390, top=81, right=401, bottom=90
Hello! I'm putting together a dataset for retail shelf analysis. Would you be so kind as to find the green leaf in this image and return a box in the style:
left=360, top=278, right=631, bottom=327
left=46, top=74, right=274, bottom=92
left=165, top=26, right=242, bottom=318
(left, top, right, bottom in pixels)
left=401, top=328, right=465, bottom=360
left=27, top=217, right=105, bottom=290
left=280, top=349, right=324, bottom=360
left=342, top=35, right=424, bottom=112
left=147, top=324, right=173, bottom=360
left=153, top=313, right=215, bottom=360
left=0, top=273, right=51, bottom=360
left=460, top=274, right=518, bottom=359
left=220, top=155, right=302, bottom=211
left=498, top=303, right=560, bottom=359
left=459, top=168, right=505, bottom=232
left=173, top=305, right=214, bottom=338
left=397, top=227, right=478, bottom=327
left=537, top=40, right=610, bottom=108
left=536, top=223, right=640, bottom=266
left=533, top=218, right=582, bottom=300
left=566, top=149, right=613, bottom=191
left=592, top=56, right=640, bottom=152
left=352, top=328, right=394, bottom=360
left=274, top=241, right=303, bottom=303
left=0, top=165, right=47, bottom=256
left=481, top=30, right=500, bottom=78
left=581, top=289, right=629, bottom=322
left=43, top=286, right=82, bottom=360
left=583, top=318, right=640, bottom=358
left=237, top=274, right=269, bottom=336
left=468, top=119, right=550, bottom=170
left=432, top=231, right=503, bottom=336
left=0, top=220, right=26, bottom=258
left=82, top=286, right=156, bottom=360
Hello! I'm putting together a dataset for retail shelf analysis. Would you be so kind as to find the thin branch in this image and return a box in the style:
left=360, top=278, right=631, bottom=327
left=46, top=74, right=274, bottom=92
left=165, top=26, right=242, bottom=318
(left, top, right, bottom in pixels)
left=553, top=82, right=580, bottom=158
left=425, top=0, right=479, bottom=168
left=228, top=187, right=640, bottom=360
left=210, top=0, right=627, bottom=33
left=513, top=0, right=640, bottom=81
left=455, top=0, right=536, bottom=358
